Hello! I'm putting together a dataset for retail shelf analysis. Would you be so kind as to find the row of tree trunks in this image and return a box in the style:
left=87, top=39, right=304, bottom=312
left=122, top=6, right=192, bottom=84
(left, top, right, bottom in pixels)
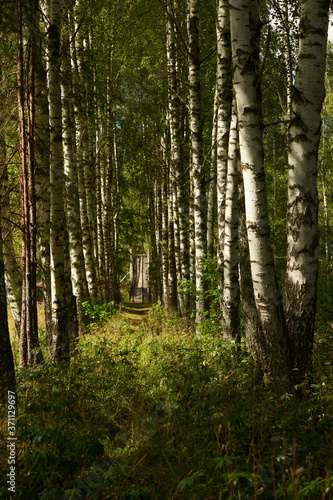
left=228, top=0, right=330, bottom=391
left=18, top=0, right=43, bottom=367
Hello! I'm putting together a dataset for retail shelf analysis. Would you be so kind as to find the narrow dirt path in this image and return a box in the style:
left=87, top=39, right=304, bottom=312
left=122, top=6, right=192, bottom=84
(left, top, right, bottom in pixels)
left=119, top=302, right=152, bottom=329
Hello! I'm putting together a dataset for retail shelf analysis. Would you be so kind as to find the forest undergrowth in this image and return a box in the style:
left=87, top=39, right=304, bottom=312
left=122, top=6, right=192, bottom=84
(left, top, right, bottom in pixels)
left=1, top=301, right=333, bottom=499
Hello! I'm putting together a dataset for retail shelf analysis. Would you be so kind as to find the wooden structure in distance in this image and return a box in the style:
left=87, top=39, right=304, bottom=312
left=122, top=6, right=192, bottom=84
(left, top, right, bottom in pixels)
left=129, top=248, right=149, bottom=303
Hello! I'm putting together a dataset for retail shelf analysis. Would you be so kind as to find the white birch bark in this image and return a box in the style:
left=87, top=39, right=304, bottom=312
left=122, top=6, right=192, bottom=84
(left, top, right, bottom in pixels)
left=71, top=5, right=98, bottom=302
left=230, top=0, right=290, bottom=388
left=160, top=132, right=170, bottom=308
left=35, top=4, right=52, bottom=346
left=166, top=1, right=190, bottom=316
left=42, top=0, right=77, bottom=359
left=0, top=125, right=22, bottom=336
left=216, top=0, right=233, bottom=309
left=61, top=24, right=89, bottom=334
left=207, top=86, right=217, bottom=260
left=187, top=0, right=206, bottom=325
left=222, top=101, right=240, bottom=340
left=284, top=0, right=330, bottom=381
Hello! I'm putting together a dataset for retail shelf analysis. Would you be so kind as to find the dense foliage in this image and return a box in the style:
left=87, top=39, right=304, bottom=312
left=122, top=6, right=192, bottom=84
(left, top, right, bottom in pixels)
left=1, top=303, right=333, bottom=498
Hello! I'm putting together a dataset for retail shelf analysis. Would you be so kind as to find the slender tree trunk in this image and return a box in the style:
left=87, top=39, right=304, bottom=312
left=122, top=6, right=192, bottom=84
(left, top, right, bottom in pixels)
left=161, top=135, right=169, bottom=308
left=207, top=84, right=217, bottom=260
left=168, top=173, right=178, bottom=311
left=216, top=0, right=233, bottom=310
left=43, top=0, right=77, bottom=360
left=112, top=126, right=121, bottom=304
left=18, top=0, right=43, bottom=367
left=0, top=102, right=22, bottom=336
left=230, top=0, right=291, bottom=390
left=238, top=163, right=264, bottom=364
left=187, top=0, right=206, bottom=325
left=35, top=10, right=52, bottom=346
left=166, top=1, right=189, bottom=316
left=222, top=101, right=240, bottom=341
left=284, top=0, right=330, bottom=383
left=0, top=215, right=16, bottom=403
left=319, top=128, right=331, bottom=263
left=61, top=24, right=89, bottom=334
left=2, top=218, right=22, bottom=337
left=72, top=6, right=98, bottom=303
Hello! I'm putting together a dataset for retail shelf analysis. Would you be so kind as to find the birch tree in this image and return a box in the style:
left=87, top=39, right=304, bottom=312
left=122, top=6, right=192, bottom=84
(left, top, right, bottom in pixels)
left=230, top=0, right=291, bottom=389
left=42, top=0, right=78, bottom=360
left=284, top=0, right=330, bottom=382
left=0, top=215, right=16, bottom=403
left=215, top=0, right=232, bottom=310
left=222, top=101, right=240, bottom=340
left=187, top=0, right=206, bottom=325
left=166, top=0, right=189, bottom=317
left=62, top=19, right=89, bottom=334
left=18, top=0, right=43, bottom=367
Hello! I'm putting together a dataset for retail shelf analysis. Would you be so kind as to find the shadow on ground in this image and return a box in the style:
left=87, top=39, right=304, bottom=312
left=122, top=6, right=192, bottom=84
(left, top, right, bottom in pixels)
left=120, top=302, right=152, bottom=328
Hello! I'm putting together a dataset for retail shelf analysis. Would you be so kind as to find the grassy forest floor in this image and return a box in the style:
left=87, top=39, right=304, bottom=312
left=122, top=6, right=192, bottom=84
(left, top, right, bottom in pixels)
left=1, top=301, right=333, bottom=499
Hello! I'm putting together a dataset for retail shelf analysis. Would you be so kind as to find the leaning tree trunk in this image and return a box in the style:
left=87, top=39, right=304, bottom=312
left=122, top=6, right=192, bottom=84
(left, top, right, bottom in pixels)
left=230, top=0, right=291, bottom=391
left=284, top=0, right=330, bottom=383
left=187, top=0, right=207, bottom=326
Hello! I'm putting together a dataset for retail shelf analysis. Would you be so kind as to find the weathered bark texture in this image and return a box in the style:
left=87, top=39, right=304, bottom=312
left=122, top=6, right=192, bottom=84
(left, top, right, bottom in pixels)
left=0, top=104, right=22, bottom=336
left=284, top=0, right=330, bottom=382
left=222, top=101, right=240, bottom=341
left=18, top=0, right=43, bottom=367
left=166, top=1, right=189, bottom=317
left=42, top=0, right=77, bottom=360
left=230, top=0, right=291, bottom=390
left=62, top=21, right=89, bottom=335
left=187, top=0, right=206, bottom=325
left=35, top=13, right=52, bottom=346
left=216, top=0, right=233, bottom=310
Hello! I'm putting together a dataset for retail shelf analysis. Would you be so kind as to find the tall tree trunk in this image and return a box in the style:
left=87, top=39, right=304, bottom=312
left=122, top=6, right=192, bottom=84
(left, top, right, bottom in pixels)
left=0, top=95, right=22, bottom=337
left=284, top=0, right=330, bottom=383
left=207, top=84, right=217, bottom=260
left=238, top=162, right=264, bottom=363
left=166, top=0, right=189, bottom=317
left=216, top=0, right=233, bottom=310
left=161, top=134, right=170, bottom=308
left=230, top=0, right=291, bottom=390
left=0, top=214, right=16, bottom=403
left=167, top=173, right=178, bottom=311
left=72, top=5, right=98, bottom=303
left=61, top=23, right=89, bottom=334
left=18, top=0, right=43, bottom=367
left=222, top=101, right=240, bottom=341
left=35, top=10, right=52, bottom=346
left=187, top=0, right=206, bottom=325
left=42, top=0, right=77, bottom=360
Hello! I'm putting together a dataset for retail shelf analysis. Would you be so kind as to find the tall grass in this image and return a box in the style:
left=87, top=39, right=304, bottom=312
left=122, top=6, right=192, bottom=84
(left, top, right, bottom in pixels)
left=1, top=302, right=332, bottom=499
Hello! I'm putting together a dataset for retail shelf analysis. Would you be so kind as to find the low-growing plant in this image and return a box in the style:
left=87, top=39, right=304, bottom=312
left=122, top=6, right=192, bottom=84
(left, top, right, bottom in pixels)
left=1, top=301, right=332, bottom=499
left=82, top=300, right=117, bottom=327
